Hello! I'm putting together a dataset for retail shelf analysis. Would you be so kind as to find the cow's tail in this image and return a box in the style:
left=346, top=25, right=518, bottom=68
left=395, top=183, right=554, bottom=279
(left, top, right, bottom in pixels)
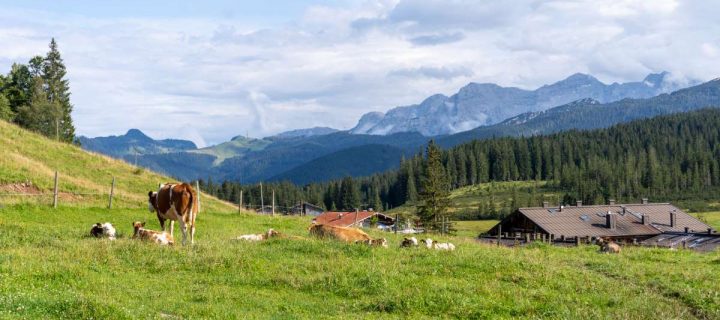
left=187, top=186, right=198, bottom=218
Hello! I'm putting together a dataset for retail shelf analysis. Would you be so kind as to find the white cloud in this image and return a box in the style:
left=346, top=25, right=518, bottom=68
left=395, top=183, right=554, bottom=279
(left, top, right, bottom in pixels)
left=0, top=0, right=719, bottom=146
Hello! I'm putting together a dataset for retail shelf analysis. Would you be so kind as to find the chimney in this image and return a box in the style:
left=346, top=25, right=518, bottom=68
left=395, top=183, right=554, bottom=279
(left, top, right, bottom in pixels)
left=621, top=206, right=626, bottom=215
left=641, top=198, right=649, bottom=205
left=576, top=200, right=582, bottom=207
left=559, top=205, right=564, bottom=212
left=606, top=211, right=617, bottom=230
left=641, top=214, right=651, bottom=225
left=542, top=201, right=549, bottom=208
left=684, top=227, right=689, bottom=233
left=670, top=210, right=676, bottom=228
left=608, top=199, right=616, bottom=205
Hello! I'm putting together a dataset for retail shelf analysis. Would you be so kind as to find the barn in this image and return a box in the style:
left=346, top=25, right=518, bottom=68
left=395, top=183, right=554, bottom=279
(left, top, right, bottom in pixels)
left=486, top=200, right=715, bottom=244
left=290, top=202, right=325, bottom=216
left=313, top=210, right=395, bottom=229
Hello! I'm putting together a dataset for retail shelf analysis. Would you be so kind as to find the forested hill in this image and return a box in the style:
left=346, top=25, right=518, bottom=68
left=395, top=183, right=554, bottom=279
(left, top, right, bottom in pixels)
left=438, top=78, right=720, bottom=147
left=202, top=108, right=720, bottom=213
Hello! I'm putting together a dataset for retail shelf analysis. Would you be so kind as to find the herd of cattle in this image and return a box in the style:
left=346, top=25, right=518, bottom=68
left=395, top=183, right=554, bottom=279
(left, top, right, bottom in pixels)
left=87, top=182, right=458, bottom=250
left=87, top=182, right=621, bottom=253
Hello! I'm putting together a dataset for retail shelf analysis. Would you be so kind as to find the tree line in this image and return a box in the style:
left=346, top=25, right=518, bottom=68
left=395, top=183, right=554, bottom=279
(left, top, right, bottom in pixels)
left=0, top=38, right=76, bottom=142
left=201, top=108, right=720, bottom=224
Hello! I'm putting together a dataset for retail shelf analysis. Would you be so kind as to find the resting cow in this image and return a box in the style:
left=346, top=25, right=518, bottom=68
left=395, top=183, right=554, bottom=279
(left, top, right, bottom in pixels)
left=234, top=229, right=280, bottom=241
left=597, top=237, right=621, bottom=254
left=400, top=237, right=418, bottom=247
left=90, top=222, right=116, bottom=240
left=132, top=221, right=174, bottom=245
left=148, top=183, right=198, bottom=245
left=421, top=238, right=456, bottom=251
left=355, top=238, right=389, bottom=248
left=309, top=224, right=372, bottom=242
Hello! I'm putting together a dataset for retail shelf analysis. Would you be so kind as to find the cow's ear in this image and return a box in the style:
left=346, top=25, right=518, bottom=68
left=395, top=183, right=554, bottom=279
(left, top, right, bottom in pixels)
left=141, top=222, right=146, bottom=227
left=148, top=191, right=153, bottom=197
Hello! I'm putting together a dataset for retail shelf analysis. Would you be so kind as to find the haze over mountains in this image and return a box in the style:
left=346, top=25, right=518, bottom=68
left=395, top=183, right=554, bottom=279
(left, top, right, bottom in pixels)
left=79, top=72, right=720, bottom=185
left=350, top=72, right=694, bottom=136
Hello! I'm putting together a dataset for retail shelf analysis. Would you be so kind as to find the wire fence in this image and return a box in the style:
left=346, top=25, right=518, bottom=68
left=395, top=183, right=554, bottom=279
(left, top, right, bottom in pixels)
left=1, top=172, right=155, bottom=210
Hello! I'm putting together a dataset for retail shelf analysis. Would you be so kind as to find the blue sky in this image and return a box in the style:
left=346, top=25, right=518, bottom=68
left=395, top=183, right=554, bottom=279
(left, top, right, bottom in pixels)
left=1, top=0, right=719, bottom=146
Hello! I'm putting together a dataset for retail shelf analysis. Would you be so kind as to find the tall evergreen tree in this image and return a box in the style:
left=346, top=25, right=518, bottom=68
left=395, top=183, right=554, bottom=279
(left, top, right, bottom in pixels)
left=417, top=140, right=451, bottom=231
left=42, top=38, right=75, bottom=142
left=339, top=176, right=361, bottom=210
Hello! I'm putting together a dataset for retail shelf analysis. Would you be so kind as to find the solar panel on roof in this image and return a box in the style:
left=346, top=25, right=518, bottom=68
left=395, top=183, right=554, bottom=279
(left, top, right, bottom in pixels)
left=580, top=215, right=590, bottom=222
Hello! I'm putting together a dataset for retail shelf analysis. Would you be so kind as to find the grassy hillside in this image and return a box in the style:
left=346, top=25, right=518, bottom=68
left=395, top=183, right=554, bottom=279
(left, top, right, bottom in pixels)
left=1, top=206, right=719, bottom=319
left=0, top=120, right=234, bottom=212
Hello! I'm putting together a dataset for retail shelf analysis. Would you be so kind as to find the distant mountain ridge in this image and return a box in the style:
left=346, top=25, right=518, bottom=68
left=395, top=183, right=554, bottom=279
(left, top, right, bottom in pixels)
left=272, top=127, right=339, bottom=139
left=438, top=79, right=720, bottom=147
left=350, top=72, right=696, bottom=136
left=79, top=74, right=719, bottom=186
left=78, top=129, right=197, bottom=158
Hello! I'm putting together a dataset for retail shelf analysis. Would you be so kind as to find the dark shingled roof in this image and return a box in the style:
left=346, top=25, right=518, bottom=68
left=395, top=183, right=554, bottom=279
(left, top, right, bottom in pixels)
left=496, top=203, right=712, bottom=238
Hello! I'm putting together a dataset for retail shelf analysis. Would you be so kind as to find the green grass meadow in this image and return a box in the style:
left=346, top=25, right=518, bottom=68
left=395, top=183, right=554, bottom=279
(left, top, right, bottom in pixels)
left=2, top=205, right=719, bottom=319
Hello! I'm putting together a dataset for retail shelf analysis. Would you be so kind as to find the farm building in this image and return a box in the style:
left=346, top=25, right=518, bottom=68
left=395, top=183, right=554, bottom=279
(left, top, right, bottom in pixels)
left=289, top=202, right=325, bottom=216
left=486, top=200, right=715, bottom=244
left=313, top=210, right=395, bottom=229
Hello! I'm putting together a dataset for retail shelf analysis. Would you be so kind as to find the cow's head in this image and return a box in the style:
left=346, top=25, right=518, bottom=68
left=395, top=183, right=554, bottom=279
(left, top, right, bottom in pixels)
left=90, top=223, right=103, bottom=237
left=132, top=221, right=146, bottom=238
left=421, top=238, right=433, bottom=248
left=148, top=191, right=158, bottom=212
left=267, top=229, right=280, bottom=238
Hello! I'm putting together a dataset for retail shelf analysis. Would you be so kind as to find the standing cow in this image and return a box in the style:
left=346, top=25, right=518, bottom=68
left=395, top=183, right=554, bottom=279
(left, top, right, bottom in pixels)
left=148, top=182, right=198, bottom=245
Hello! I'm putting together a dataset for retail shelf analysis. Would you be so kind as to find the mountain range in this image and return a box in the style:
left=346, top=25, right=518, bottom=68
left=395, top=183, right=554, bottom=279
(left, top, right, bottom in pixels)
left=79, top=72, right=719, bottom=185
left=350, top=72, right=693, bottom=136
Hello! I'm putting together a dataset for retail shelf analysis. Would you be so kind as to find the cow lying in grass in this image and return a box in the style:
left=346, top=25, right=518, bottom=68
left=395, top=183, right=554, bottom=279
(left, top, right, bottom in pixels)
left=132, top=221, right=174, bottom=245
left=597, top=237, right=621, bottom=254
left=400, top=237, right=418, bottom=247
left=90, top=222, right=116, bottom=240
left=421, top=238, right=456, bottom=251
left=355, top=238, right=389, bottom=248
left=234, top=229, right=280, bottom=241
left=309, top=224, right=372, bottom=242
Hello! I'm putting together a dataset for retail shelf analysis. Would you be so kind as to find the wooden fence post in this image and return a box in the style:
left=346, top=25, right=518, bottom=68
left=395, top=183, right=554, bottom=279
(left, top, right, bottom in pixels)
left=260, top=183, right=264, bottom=214
left=497, top=225, right=502, bottom=246
left=395, top=214, right=398, bottom=234
left=108, top=177, right=115, bottom=209
left=271, top=190, right=275, bottom=217
left=239, top=189, right=243, bottom=213
left=195, top=180, right=201, bottom=213
left=53, top=171, right=59, bottom=208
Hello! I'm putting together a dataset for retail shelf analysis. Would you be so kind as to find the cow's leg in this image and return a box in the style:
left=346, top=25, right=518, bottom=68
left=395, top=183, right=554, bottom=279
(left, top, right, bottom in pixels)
left=169, top=220, right=175, bottom=237
left=177, top=219, right=188, bottom=246
left=158, top=216, right=166, bottom=231
left=190, top=213, right=196, bottom=245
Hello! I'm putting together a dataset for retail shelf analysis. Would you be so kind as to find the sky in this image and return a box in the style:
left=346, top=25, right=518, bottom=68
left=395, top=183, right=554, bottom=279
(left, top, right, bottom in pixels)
left=1, top=0, right=719, bottom=147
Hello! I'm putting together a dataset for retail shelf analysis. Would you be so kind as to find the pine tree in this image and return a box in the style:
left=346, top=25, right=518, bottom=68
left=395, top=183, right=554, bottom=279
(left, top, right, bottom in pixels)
left=16, top=77, right=62, bottom=137
left=43, top=38, right=75, bottom=142
left=406, top=164, right=418, bottom=204
left=339, top=177, right=360, bottom=210
left=417, top=140, right=451, bottom=232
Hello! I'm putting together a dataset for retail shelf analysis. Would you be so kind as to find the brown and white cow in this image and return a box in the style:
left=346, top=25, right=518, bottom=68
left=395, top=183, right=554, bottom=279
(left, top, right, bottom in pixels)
left=132, top=221, right=174, bottom=245
left=234, top=229, right=280, bottom=241
left=597, top=237, right=621, bottom=254
left=308, top=224, right=372, bottom=243
left=148, top=182, right=198, bottom=245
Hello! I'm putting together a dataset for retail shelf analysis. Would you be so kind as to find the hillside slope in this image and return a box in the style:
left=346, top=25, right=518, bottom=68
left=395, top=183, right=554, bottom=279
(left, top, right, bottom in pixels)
left=268, top=144, right=409, bottom=184
left=0, top=120, right=234, bottom=211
